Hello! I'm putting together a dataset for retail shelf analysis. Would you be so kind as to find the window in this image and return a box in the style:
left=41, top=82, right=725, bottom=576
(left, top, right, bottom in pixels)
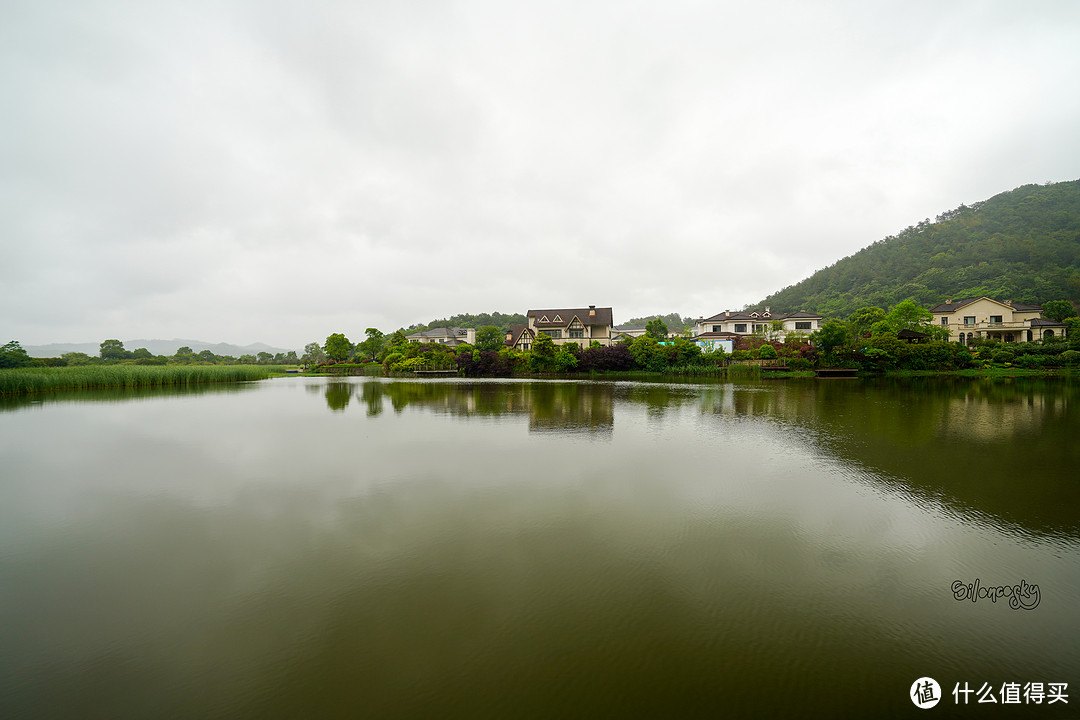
left=941, top=317, right=948, bottom=325
left=541, top=329, right=562, bottom=339
left=553, top=314, right=562, bottom=323
left=734, top=323, right=747, bottom=333
left=521, top=343, right=530, bottom=351
left=569, top=329, right=584, bottom=339
left=964, top=316, right=976, bottom=325
left=753, top=324, right=767, bottom=332
left=990, top=315, right=1003, bottom=324
left=539, top=315, right=549, bottom=323
left=712, top=325, right=722, bottom=333
left=795, top=321, right=811, bottom=330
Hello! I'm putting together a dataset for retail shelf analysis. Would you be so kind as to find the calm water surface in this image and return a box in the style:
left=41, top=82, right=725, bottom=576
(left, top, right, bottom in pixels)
left=1, top=377, right=1078, bottom=718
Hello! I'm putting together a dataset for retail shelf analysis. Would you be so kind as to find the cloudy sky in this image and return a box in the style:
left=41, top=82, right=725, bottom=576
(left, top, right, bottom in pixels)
left=3, top=0, right=1079, bottom=350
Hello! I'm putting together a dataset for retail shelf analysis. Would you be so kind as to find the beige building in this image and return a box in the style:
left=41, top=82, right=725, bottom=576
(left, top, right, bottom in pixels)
left=525, top=306, right=614, bottom=346
left=929, top=297, right=1068, bottom=344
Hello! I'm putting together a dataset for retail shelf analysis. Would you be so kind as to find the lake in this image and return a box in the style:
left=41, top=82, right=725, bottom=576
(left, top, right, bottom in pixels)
left=1, top=376, right=1078, bottom=717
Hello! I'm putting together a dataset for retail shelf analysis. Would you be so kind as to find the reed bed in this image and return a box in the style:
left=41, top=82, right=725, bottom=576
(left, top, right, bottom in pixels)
left=0, top=365, right=276, bottom=395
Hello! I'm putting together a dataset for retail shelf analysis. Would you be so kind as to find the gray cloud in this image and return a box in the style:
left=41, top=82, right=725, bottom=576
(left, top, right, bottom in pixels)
left=3, top=0, right=1079, bottom=348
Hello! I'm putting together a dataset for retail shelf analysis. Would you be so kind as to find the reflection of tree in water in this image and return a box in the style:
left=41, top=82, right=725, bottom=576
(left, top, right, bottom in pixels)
left=698, top=377, right=1080, bottom=539
left=324, top=382, right=354, bottom=412
left=349, top=381, right=615, bottom=436
left=623, top=383, right=701, bottom=418
left=361, top=380, right=383, bottom=417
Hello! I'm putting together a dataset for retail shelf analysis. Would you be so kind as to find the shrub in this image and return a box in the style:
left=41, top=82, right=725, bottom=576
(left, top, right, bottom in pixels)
left=991, top=349, right=1015, bottom=365
left=1061, top=350, right=1080, bottom=366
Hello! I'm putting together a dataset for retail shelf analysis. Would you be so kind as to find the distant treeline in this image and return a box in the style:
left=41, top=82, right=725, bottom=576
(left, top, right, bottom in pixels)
left=0, top=339, right=297, bottom=368
left=751, top=179, right=1080, bottom=318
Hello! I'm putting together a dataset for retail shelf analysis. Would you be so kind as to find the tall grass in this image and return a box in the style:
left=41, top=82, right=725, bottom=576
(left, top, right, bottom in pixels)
left=0, top=365, right=276, bottom=396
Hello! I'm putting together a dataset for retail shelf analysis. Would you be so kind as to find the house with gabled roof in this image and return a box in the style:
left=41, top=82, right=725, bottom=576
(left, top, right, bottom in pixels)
left=692, top=307, right=821, bottom=343
left=504, top=324, right=536, bottom=352
left=929, top=298, right=1068, bottom=344
left=526, top=306, right=614, bottom=346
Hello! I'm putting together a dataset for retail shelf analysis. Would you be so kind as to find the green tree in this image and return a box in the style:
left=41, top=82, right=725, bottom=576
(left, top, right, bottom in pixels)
left=99, top=339, right=129, bottom=361
left=356, top=328, right=385, bottom=362
left=475, top=325, right=504, bottom=352
left=886, top=299, right=933, bottom=332
left=131, top=347, right=153, bottom=359
left=812, top=320, right=852, bottom=361
left=0, top=341, right=34, bottom=368
left=528, top=333, right=557, bottom=372
left=848, top=306, right=887, bottom=337
left=645, top=318, right=668, bottom=340
left=60, top=351, right=94, bottom=366
left=1043, top=300, right=1077, bottom=322
left=324, top=333, right=352, bottom=362
left=257, top=351, right=274, bottom=364
left=176, top=346, right=194, bottom=356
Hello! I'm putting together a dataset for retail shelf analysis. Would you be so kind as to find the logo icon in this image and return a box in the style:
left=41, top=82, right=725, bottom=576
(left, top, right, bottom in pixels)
left=911, top=677, right=941, bottom=709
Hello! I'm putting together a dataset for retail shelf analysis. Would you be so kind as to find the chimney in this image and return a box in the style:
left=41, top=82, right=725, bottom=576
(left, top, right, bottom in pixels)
left=725, top=310, right=730, bottom=318
left=946, top=299, right=952, bottom=304
left=765, top=306, right=770, bottom=313
left=505, top=331, right=512, bottom=342
left=589, top=305, right=596, bottom=317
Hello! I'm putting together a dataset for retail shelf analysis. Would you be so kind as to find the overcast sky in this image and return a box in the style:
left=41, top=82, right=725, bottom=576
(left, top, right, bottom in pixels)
left=3, top=0, right=1079, bottom=350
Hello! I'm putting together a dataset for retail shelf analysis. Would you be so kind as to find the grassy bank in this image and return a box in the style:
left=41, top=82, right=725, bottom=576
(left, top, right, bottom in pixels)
left=0, top=365, right=280, bottom=395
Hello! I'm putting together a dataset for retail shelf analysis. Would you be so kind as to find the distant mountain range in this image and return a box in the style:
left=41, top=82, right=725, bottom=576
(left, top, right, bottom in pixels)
left=25, top=339, right=293, bottom=358
left=749, top=179, right=1080, bottom=318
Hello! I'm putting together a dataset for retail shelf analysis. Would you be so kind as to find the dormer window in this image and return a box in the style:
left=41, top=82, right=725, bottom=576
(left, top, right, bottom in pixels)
left=553, top=314, right=562, bottom=323
left=750, top=312, right=759, bottom=318
left=539, top=315, right=549, bottom=323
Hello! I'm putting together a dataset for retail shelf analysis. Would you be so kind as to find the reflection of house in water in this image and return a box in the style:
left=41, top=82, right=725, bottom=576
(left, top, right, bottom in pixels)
left=941, top=390, right=1065, bottom=442
left=526, top=383, right=613, bottom=436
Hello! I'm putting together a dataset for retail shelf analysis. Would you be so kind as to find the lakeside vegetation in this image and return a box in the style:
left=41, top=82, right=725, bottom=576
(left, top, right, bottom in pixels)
left=0, top=364, right=282, bottom=396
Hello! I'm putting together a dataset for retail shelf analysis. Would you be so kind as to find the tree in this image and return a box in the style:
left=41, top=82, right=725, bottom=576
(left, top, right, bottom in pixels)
left=257, top=351, right=274, bottom=364
left=475, top=325, right=504, bottom=352
left=0, top=340, right=34, bottom=368
left=99, top=339, right=129, bottom=361
left=886, top=299, right=933, bottom=332
left=176, top=346, right=194, bottom=356
left=1043, top=300, right=1077, bottom=322
left=324, top=333, right=352, bottom=362
left=812, top=320, right=852, bottom=358
left=528, top=333, right=557, bottom=372
left=645, top=318, right=668, bottom=340
left=356, top=328, right=385, bottom=362
left=848, top=306, right=887, bottom=337
left=131, top=348, right=153, bottom=359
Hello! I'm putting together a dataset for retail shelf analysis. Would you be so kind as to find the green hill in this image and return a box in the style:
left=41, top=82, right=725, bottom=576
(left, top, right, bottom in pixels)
left=751, top=179, right=1080, bottom=318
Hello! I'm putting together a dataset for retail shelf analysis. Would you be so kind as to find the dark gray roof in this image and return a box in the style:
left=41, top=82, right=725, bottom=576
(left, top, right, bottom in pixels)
left=929, top=297, right=1043, bottom=313
left=528, top=307, right=613, bottom=327
left=700, top=309, right=821, bottom=322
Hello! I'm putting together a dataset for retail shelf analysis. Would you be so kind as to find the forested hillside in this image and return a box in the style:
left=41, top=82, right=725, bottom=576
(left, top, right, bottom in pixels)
left=751, top=179, right=1080, bottom=318
left=404, top=311, right=527, bottom=334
